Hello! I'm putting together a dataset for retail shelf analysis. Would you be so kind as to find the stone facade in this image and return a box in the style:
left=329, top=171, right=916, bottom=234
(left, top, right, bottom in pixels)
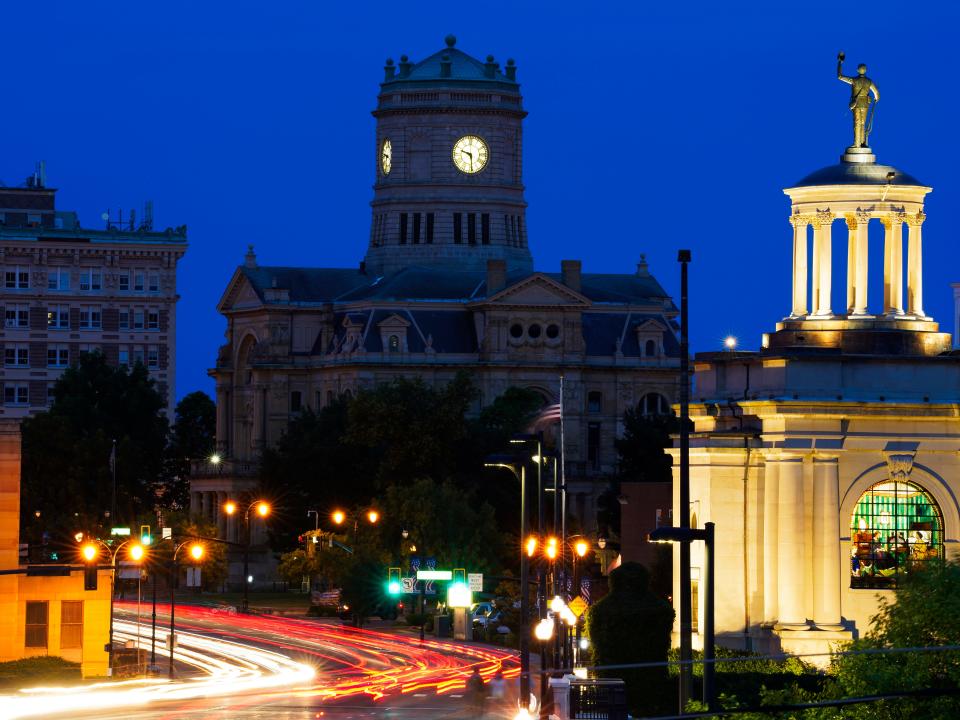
left=668, top=133, right=960, bottom=663
left=193, top=38, right=683, bottom=584
left=0, top=179, right=187, bottom=417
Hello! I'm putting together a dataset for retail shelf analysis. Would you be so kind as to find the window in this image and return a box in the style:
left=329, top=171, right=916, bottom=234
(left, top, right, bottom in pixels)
left=48, top=345, right=69, bottom=368
left=645, top=339, right=657, bottom=357
left=5, top=304, right=28, bottom=328
left=148, top=273, right=159, bottom=292
left=24, top=601, right=48, bottom=648
left=640, top=393, right=671, bottom=417
left=290, top=390, right=302, bottom=413
left=80, top=344, right=100, bottom=355
left=118, top=272, right=130, bottom=291
left=60, top=600, right=83, bottom=649
left=481, top=213, right=490, bottom=245
left=79, top=305, right=102, bottom=329
left=453, top=213, right=463, bottom=244
left=46, top=384, right=56, bottom=405
left=326, top=390, right=334, bottom=405
left=546, top=324, right=560, bottom=339
left=399, top=213, right=408, bottom=245
left=426, top=213, right=434, bottom=243
left=587, top=422, right=601, bottom=470
left=4, top=383, right=27, bottom=405
left=509, top=323, right=524, bottom=338
left=119, top=309, right=130, bottom=330
left=4, top=345, right=28, bottom=368
left=587, top=391, right=603, bottom=414
left=119, top=347, right=130, bottom=366
left=528, top=323, right=542, bottom=339
left=388, top=334, right=400, bottom=351
left=134, top=310, right=145, bottom=330
left=517, top=216, right=524, bottom=246
left=47, top=269, right=70, bottom=290
left=147, top=310, right=159, bottom=330
left=412, top=213, right=421, bottom=244
left=467, top=213, right=477, bottom=245
left=47, top=305, right=70, bottom=330
left=79, top=270, right=102, bottom=291
left=147, top=346, right=159, bottom=369
left=134, top=271, right=145, bottom=292
left=133, top=346, right=145, bottom=365
left=315, top=390, right=323, bottom=409
left=691, top=571, right=700, bottom=633
left=851, top=479, right=943, bottom=589
left=5, top=266, right=29, bottom=289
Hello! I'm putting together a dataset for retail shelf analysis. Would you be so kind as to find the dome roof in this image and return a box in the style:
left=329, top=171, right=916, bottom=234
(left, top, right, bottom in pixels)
left=381, top=36, right=518, bottom=89
left=791, top=160, right=926, bottom=188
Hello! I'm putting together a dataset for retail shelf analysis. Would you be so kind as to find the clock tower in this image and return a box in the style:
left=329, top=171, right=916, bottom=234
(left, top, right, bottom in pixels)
left=364, top=35, right=533, bottom=275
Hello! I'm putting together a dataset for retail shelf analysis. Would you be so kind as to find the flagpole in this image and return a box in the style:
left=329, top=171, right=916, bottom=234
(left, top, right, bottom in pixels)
left=559, top=374, right=566, bottom=595
left=110, top=439, right=117, bottom=525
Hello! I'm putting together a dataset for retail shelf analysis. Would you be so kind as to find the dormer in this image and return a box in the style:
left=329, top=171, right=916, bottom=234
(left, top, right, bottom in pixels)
left=378, top=313, right=411, bottom=353
left=636, top=319, right=667, bottom=359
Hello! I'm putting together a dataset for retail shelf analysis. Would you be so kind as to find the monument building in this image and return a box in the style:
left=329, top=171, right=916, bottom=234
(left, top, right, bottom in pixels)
left=0, top=166, right=187, bottom=418
left=669, top=55, right=959, bottom=661
left=192, top=37, right=682, bottom=580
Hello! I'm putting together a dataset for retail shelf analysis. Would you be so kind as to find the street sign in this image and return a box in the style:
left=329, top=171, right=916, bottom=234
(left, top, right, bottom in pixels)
left=417, top=569, right=452, bottom=581
left=186, top=567, right=202, bottom=588
left=468, top=573, right=483, bottom=591
left=110, top=527, right=131, bottom=536
left=162, top=527, right=172, bottom=540
left=401, top=577, right=417, bottom=593
left=568, top=596, right=588, bottom=618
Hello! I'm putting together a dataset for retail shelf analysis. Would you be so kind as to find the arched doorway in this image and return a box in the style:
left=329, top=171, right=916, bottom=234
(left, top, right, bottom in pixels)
left=850, top=478, right=943, bottom=589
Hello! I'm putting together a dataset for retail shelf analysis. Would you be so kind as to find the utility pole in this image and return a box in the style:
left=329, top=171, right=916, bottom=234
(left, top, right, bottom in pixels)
left=678, top=249, right=693, bottom=713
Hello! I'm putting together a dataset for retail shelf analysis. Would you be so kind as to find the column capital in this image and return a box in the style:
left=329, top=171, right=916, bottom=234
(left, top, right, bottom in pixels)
left=907, top=210, right=927, bottom=227
left=812, top=455, right=840, bottom=464
left=789, top=213, right=811, bottom=228
left=882, top=210, right=907, bottom=228
left=812, top=210, right=835, bottom=228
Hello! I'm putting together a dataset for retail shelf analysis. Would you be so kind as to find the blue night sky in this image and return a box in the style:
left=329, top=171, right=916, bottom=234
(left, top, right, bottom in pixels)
left=4, top=2, right=959, bottom=399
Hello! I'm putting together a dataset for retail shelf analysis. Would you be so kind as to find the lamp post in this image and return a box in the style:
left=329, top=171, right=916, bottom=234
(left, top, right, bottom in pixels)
left=484, top=456, right=531, bottom=705
left=329, top=506, right=380, bottom=545
left=677, top=248, right=694, bottom=713
left=649, top=522, right=715, bottom=712
left=223, top=499, right=270, bottom=613
left=169, top=540, right=205, bottom=678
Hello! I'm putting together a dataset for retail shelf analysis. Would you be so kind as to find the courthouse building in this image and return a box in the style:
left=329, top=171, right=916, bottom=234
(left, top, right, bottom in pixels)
left=192, top=37, right=681, bottom=573
left=670, top=88, right=960, bottom=661
left=0, top=168, right=187, bottom=417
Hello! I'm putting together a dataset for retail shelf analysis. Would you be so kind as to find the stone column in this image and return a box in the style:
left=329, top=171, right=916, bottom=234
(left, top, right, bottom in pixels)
left=191, top=491, right=202, bottom=518
left=853, top=210, right=870, bottom=316
left=217, top=491, right=227, bottom=538
left=790, top=215, right=809, bottom=317
left=776, top=457, right=808, bottom=629
left=883, top=213, right=905, bottom=315
left=907, top=210, right=926, bottom=317
left=201, top=492, right=211, bottom=521
left=762, top=458, right=780, bottom=624
left=845, top=216, right=855, bottom=315
left=812, top=211, right=834, bottom=316
left=812, top=457, right=843, bottom=630
left=215, top=384, right=229, bottom=454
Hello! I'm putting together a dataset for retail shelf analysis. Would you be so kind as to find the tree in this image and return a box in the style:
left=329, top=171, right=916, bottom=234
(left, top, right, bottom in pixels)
left=21, top=353, right=169, bottom=540
left=166, top=391, right=216, bottom=509
left=586, top=562, right=675, bottom=716
left=615, top=409, right=686, bottom=484
left=817, top=562, right=960, bottom=719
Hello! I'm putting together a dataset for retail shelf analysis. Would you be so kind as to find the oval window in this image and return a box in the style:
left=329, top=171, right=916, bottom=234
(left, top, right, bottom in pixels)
left=546, top=324, right=560, bottom=339
left=510, top=324, right=524, bottom=338
left=528, top=324, right=542, bottom=339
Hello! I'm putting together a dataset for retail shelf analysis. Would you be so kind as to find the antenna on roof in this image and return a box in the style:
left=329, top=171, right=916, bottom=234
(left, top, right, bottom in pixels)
left=143, top=200, right=154, bottom=231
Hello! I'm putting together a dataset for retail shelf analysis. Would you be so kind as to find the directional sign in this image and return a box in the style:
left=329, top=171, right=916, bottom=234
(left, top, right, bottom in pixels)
left=401, top=577, right=417, bottom=594
left=110, top=527, right=131, bottom=536
left=468, top=573, right=483, bottom=592
left=417, top=570, right=453, bottom=581
left=568, top=596, right=588, bottom=618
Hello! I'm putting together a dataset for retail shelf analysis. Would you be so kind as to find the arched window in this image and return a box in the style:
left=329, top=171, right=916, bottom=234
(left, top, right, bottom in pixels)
left=587, top=391, right=602, bottom=414
left=640, top=392, right=671, bottom=417
left=645, top=339, right=657, bottom=357
left=388, top=335, right=400, bottom=352
left=850, top=479, right=943, bottom=589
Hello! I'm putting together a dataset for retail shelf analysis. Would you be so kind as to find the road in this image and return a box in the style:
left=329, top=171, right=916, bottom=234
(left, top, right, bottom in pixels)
left=2, top=603, right=522, bottom=720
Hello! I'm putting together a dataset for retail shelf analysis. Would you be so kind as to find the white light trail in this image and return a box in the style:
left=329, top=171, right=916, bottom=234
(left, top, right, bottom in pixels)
left=1, top=620, right=315, bottom=719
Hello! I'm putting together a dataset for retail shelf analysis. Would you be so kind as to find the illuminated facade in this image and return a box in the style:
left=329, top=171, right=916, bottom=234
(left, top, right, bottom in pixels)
left=194, top=37, right=682, bottom=583
left=668, top=106, right=960, bottom=662
left=0, top=420, right=111, bottom=677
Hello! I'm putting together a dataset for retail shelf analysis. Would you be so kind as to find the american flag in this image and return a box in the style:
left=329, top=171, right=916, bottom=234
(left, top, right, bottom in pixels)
left=580, top=579, right=591, bottom=604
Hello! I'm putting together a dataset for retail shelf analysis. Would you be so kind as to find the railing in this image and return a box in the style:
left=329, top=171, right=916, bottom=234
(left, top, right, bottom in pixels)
left=568, top=678, right=628, bottom=720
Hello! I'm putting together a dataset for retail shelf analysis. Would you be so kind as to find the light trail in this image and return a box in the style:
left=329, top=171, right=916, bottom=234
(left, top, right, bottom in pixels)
left=0, top=604, right=520, bottom=717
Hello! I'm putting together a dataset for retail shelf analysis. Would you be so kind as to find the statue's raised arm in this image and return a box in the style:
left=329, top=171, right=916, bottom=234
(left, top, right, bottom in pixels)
left=837, top=51, right=853, bottom=84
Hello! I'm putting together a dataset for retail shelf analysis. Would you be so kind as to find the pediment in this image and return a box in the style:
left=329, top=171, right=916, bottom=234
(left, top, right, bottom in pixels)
left=218, top=270, right=263, bottom=313
left=378, top=313, right=411, bottom=329
left=479, top=274, right=591, bottom=308
left=636, top=319, right=667, bottom=333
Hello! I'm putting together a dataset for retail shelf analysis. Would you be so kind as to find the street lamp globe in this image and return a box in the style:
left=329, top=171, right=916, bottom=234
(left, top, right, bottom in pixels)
left=332, top=509, right=346, bottom=525
left=210, top=453, right=221, bottom=465
left=524, top=535, right=538, bottom=557
left=256, top=501, right=270, bottom=517
left=81, top=544, right=98, bottom=562
left=189, top=544, right=204, bottom=561
left=224, top=501, right=237, bottom=516
left=575, top=540, right=589, bottom=557
left=534, top=618, right=554, bottom=641
left=129, top=543, right=145, bottom=562
left=367, top=509, right=380, bottom=524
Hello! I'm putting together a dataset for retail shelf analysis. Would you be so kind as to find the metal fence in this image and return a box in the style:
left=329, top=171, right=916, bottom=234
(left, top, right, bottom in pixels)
left=569, top=678, right=628, bottom=719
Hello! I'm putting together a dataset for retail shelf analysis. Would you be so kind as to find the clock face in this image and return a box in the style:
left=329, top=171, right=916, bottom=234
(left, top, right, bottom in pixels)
left=452, top=135, right=488, bottom=174
left=380, top=139, right=392, bottom=176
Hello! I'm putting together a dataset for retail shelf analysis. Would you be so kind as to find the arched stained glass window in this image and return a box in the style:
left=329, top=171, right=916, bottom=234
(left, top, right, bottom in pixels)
left=850, top=479, right=943, bottom=589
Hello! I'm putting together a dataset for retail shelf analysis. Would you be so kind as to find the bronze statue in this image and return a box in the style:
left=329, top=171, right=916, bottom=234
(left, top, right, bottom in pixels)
left=837, top=52, right=879, bottom=149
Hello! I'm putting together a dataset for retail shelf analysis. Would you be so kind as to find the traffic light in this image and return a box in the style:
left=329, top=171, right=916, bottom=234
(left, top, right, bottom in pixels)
left=387, top=567, right=401, bottom=595
left=140, top=524, right=152, bottom=546
left=82, top=543, right=98, bottom=591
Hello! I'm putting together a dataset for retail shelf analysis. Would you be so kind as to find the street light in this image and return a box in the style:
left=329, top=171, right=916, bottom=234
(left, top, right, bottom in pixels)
left=484, top=456, right=532, bottom=704
left=649, top=522, right=716, bottom=712
left=169, top=540, right=205, bottom=678
left=224, top=499, right=271, bottom=612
